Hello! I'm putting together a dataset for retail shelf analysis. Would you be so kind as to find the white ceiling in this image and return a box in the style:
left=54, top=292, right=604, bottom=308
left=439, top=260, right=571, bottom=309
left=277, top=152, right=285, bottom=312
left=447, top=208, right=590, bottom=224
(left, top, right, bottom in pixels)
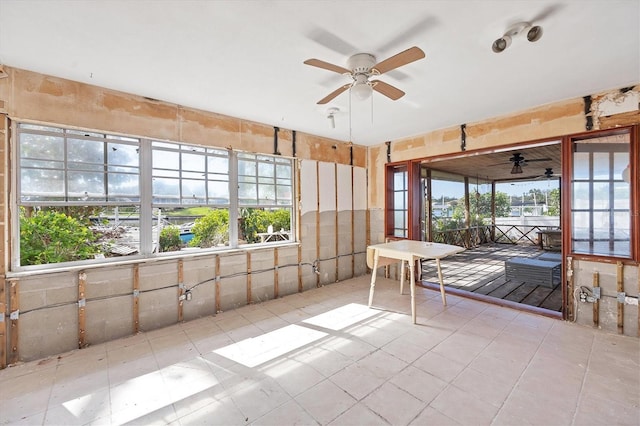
left=0, top=1, right=638, bottom=146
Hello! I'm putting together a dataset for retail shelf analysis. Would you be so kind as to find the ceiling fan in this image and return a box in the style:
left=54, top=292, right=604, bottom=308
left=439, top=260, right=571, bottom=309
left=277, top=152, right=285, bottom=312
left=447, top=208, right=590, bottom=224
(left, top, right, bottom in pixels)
left=304, top=46, right=425, bottom=104
left=508, top=152, right=551, bottom=174
left=542, top=167, right=561, bottom=179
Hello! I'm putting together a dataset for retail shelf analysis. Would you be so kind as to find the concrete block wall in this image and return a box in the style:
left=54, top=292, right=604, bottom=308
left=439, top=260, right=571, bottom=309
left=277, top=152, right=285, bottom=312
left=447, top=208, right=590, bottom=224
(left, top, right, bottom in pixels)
left=85, top=267, right=134, bottom=343
left=181, top=257, right=217, bottom=321
left=4, top=160, right=370, bottom=364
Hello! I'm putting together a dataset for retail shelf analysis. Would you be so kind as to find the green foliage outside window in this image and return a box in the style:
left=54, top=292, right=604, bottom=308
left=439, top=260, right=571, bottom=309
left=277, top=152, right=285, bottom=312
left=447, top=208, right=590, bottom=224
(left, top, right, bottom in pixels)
left=546, top=188, right=560, bottom=216
left=189, top=209, right=230, bottom=248
left=434, top=190, right=512, bottom=232
left=159, top=226, right=182, bottom=252
left=240, top=208, right=291, bottom=243
left=20, top=209, right=102, bottom=265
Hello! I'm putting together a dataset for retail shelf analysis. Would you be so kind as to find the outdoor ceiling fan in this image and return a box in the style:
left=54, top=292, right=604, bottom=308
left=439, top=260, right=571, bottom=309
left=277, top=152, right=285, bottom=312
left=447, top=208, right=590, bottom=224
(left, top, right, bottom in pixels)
left=508, top=153, right=551, bottom=174
left=542, top=168, right=560, bottom=179
left=304, top=46, right=425, bottom=104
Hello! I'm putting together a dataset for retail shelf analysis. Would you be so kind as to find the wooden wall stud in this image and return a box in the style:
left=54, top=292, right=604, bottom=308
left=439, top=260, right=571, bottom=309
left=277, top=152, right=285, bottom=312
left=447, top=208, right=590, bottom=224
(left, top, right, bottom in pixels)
left=178, top=259, right=184, bottom=322
left=78, top=271, right=87, bottom=348
left=9, top=280, right=19, bottom=365
left=617, top=261, right=624, bottom=334
left=133, top=264, right=140, bottom=333
left=0, top=280, right=6, bottom=368
left=593, top=271, right=599, bottom=328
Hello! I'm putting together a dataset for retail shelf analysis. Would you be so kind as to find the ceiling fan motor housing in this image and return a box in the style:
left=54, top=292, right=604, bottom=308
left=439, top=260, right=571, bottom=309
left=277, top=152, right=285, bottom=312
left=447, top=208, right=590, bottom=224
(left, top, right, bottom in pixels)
left=347, top=53, right=376, bottom=75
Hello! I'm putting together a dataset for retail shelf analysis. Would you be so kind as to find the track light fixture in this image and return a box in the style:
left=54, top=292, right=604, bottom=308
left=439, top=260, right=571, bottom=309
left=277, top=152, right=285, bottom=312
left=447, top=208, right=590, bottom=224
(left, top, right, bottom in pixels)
left=492, top=22, right=543, bottom=53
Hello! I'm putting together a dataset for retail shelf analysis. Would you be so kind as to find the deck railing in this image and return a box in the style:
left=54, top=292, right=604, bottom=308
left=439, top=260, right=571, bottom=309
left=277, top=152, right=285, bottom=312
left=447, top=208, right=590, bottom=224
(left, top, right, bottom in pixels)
left=432, top=224, right=559, bottom=249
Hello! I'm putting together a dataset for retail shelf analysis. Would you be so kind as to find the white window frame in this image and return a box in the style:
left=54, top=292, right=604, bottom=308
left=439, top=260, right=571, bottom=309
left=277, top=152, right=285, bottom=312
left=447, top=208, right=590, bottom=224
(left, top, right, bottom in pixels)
left=11, top=122, right=296, bottom=270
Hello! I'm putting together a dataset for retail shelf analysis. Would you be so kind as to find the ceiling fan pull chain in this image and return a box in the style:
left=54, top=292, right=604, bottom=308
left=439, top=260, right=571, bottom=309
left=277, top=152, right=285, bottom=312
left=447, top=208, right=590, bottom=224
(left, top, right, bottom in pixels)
left=349, top=87, right=353, bottom=143
left=371, top=92, right=374, bottom=125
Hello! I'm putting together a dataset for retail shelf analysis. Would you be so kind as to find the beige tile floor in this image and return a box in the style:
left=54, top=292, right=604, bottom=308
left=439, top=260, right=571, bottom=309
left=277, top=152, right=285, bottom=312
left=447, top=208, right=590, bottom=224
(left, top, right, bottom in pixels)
left=1, top=275, right=638, bottom=425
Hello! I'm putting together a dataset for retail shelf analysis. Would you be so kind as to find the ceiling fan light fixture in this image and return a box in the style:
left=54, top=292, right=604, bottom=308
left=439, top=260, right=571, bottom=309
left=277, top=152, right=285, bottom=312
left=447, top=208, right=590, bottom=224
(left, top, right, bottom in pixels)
left=492, top=35, right=512, bottom=53
left=511, top=163, right=523, bottom=174
left=352, top=82, right=372, bottom=101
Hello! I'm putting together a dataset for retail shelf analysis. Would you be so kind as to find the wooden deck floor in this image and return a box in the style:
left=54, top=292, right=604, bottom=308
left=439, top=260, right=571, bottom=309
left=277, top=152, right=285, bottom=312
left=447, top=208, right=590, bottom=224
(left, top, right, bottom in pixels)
left=420, top=243, right=563, bottom=312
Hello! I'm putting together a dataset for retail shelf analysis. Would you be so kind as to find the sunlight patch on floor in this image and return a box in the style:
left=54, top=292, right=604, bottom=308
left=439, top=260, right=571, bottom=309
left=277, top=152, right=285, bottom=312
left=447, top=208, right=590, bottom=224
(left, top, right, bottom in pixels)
left=214, top=324, right=327, bottom=368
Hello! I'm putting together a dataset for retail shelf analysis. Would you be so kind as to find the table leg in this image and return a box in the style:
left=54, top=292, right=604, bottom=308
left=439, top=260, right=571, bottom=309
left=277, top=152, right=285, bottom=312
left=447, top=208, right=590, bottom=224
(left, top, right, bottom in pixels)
left=368, top=251, right=379, bottom=307
left=410, top=256, right=416, bottom=324
left=436, top=258, right=447, bottom=306
left=400, top=260, right=405, bottom=295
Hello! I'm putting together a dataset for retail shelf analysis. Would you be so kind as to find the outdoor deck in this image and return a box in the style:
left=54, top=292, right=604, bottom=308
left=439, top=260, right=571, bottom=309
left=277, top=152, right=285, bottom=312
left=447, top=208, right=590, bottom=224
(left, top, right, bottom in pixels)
left=420, top=243, right=563, bottom=312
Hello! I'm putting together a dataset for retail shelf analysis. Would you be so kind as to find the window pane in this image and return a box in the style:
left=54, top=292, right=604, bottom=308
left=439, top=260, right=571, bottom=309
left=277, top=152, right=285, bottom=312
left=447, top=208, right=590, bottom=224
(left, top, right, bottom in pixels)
left=153, top=178, right=180, bottom=204
left=208, top=156, right=228, bottom=174
left=394, top=191, right=405, bottom=209
left=394, top=172, right=405, bottom=190
left=208, top=181, right=230, bottom=204
left=276, top=185, right=291, bottom=203
left=182, top=153, right=205, bottom=172
left=572, top=182, right=589, bottom=209
left=153, top=149, right=179, bottom=169
left=593, top=153, right=610, bottom=180
left=259, top=185, right=276, bottom=203
left=613, top=182, right=630, bottom=208
left=182, top=179, right=206, bottom=202
left=239, top=159, right=256, bottom=176
left=20, top=134, right=64, bottom=162
left=258, top=162, right=274, bottom=178
left=68, top=138, right=104, bottom=165
left=573, top=152, right=590, bottom=179
left=276, top=164, right=291, bottom=179
left=21, top=169, right=65, bottom=201
left=68, top=171, right=105, bottom=200
left=108, top=173, right=139, bottom=198
left=239, top=183, right=257, bottom=202
left=593, top=183, right=610, bottom=209
left=108, top=142, right=139, bottom=167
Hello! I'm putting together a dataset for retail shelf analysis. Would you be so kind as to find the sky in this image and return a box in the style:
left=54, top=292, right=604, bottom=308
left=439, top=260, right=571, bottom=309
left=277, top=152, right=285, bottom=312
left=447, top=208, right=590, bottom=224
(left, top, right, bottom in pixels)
left=431, top=178, right=559, bottom=200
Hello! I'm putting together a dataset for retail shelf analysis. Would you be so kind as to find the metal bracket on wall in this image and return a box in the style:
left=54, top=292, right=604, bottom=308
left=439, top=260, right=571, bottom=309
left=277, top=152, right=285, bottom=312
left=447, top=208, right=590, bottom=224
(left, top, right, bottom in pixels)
left=9, top=310, right=19, bottom=320
left=349, top=143, right=353, bottom=166
left=78, top=298, right=86, bottom=308
left=273, top=126, right=281, bottom=156
left=292, top=130, right=297, bottom=157
left=132, top=289, right=140, bottom=298
left=385, top=141, right=391, bottom=163
left=460, top=124, right=466, bottom=151
left=583, top=95, right=593, bottom=130
left=617, top=292, right=626, bottom=303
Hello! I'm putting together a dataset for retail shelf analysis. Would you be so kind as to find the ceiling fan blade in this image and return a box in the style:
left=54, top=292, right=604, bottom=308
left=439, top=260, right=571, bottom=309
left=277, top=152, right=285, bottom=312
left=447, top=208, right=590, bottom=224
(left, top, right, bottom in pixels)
left=524, top=157, right=552, bottom=163
left=377, top=16, right=437, bottom=54
left=306, top=27, right=358, bottom=56
left=317, top=84, right=351, bottom=104
left=371, top=80, right=405, bottom=100
left=304, top=59, right=351, bottom=75
left=372, top=46, right=425, bottom=75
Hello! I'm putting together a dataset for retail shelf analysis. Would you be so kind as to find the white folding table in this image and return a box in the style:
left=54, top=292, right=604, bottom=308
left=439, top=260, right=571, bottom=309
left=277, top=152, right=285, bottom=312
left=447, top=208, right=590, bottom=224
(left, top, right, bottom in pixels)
left=366, top=240, right=465, bottom=324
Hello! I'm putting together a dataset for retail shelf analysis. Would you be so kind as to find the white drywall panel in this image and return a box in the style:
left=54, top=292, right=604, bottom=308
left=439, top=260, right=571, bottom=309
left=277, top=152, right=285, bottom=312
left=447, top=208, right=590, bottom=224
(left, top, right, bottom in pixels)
left=300, top=160, right=318, bottom=215
left=318, top=162, right=336, bottom=212
left=336, top=164, right=352, bottom=212
left=353, top=167, right=367, bottom=210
